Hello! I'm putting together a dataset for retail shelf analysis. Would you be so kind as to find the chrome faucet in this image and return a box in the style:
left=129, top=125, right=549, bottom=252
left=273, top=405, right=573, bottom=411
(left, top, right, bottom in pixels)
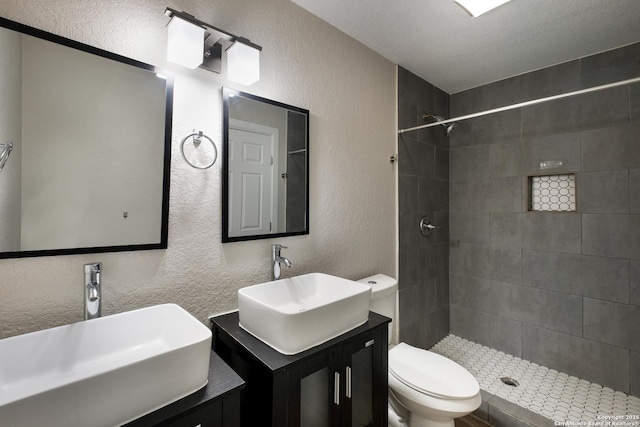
left=272, top=244, right=292, bottom=281
left=84, top=262, right=102, bottom=320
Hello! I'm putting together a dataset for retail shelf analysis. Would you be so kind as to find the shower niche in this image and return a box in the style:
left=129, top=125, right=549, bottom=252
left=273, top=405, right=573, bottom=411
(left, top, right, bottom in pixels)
left=528, top=173, right=577, bottom=212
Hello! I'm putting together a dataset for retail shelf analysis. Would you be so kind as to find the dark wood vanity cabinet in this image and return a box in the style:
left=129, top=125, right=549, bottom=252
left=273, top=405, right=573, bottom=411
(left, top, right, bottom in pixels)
left=211, top=311, right=390, bottom=427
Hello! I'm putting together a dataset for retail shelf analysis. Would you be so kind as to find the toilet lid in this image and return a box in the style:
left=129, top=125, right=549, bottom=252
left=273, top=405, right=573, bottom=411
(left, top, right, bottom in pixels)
left=389, top=343, right=480, bottom=400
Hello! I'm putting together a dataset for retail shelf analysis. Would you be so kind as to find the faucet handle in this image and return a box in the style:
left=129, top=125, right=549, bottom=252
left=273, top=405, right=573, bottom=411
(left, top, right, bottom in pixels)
left=272, top=244, right=288, bottom=250
left=84, top=262, right=102, bottom=274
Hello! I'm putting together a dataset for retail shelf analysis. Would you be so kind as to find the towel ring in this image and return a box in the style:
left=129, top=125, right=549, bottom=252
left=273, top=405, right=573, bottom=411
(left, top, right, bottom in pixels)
left=180, top=131, right=217, bottom=169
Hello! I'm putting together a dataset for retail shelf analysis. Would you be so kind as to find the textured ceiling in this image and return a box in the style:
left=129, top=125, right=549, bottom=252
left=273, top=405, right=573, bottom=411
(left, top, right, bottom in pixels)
left=291, top=0, right=640, bottom=94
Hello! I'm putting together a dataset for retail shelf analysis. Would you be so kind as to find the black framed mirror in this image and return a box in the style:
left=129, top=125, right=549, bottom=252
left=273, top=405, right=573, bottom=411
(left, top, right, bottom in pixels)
left=222, top=88, right=309, bottom=243
left=0, top=16, right=173, bottom=259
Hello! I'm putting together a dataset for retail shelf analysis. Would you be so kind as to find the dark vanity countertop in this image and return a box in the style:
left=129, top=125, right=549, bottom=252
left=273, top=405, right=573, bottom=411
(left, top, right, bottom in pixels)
left=211, top=311, right=390, bottom=373
left=124, top=350, right=245, bottom=426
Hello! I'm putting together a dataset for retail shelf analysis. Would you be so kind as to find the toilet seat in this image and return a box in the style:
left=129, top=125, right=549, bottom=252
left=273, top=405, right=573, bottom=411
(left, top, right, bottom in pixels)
left=389, top=342, right=480, bottom=400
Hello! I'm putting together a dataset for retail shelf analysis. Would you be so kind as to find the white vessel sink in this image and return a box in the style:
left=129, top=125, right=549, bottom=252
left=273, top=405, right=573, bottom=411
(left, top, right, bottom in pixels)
left=238, top=272, right=372, bottom=354
left=0, top=303, right=212, bottom=427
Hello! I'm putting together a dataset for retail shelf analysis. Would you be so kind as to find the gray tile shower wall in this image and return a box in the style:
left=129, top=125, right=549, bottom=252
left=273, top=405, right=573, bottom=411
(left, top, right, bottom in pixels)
left=448, top=41, right=640, bottom=396
left=398, top=67, right=450, bottom=349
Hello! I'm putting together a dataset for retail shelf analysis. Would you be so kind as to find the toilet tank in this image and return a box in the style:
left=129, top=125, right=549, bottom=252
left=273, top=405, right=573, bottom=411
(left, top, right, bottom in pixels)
left=357, top=274, right=397, bottom=344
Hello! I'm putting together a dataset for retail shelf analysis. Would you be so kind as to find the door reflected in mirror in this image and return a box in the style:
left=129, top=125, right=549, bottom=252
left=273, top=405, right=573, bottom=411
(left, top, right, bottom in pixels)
left=222, top=88, right=309, bottom=242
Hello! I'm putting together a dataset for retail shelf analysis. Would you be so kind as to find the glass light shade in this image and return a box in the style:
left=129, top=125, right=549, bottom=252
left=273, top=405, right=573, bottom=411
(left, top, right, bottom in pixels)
left=455, top=0, right=511, bottom=17
left=167, top=17, right=205, bottom=69
left=226, top=41, right=260, bottom=85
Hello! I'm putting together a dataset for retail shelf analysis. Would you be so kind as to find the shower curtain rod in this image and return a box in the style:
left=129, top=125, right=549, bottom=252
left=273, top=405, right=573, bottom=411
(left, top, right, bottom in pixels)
left=397, top=76, right=640, bottom=134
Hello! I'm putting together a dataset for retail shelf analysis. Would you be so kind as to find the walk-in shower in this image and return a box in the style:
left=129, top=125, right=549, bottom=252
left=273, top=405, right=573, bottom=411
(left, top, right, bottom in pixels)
left=0, top=143, right=13, bottom=174
left=397, top=67, right=640, bottom=425
left=422, top=114, right=455, bottom=135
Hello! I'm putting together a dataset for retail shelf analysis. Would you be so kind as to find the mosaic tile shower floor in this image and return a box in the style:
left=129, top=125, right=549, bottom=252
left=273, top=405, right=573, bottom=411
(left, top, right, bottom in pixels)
left=431, top=335, right=640, bottom=425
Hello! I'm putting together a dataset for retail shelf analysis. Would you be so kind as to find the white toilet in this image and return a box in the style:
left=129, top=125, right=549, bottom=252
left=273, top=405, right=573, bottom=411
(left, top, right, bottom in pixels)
left=357, top=274, right=481, bottom=427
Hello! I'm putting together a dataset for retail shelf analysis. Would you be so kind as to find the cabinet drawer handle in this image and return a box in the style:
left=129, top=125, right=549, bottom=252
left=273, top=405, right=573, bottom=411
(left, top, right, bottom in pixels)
left=346, top=366, right=352, bottom=398
left=334, top=372, right=340, bottom=405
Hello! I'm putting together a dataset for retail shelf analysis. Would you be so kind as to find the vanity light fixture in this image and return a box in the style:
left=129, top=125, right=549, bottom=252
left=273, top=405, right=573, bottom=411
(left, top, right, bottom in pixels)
left=164, top=7, right=262, bottom=85
left=166, top=15, right=205, bottom=69
left=454, top=0, right=511, bottom=17
left=226, top=39, right=261, bottom=86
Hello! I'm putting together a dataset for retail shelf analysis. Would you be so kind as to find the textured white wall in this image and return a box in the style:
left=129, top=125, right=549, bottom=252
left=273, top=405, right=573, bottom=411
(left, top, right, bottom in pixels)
left=0, top=0, right=397, bottom=339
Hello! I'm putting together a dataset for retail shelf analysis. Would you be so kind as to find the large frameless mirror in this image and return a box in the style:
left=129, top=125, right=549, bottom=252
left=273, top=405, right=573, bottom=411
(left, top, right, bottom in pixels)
left=0, top=16, right=173, bottom=259
left=222, top=88, right=309, bottom=243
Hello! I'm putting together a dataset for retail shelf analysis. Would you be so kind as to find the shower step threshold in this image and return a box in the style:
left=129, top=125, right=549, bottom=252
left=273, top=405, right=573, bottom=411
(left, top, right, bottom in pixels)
left=431, top=334, right=640, bottom=427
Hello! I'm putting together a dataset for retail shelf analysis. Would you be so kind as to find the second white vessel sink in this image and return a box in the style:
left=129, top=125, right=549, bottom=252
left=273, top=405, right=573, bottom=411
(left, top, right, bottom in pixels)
left=238, top=272, right=372, bottom=354
left=0, top=303, right=212, bottom=427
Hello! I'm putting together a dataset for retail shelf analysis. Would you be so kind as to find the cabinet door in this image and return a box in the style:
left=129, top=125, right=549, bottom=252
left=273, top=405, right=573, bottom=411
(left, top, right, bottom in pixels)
left=342, top=328, right=386, bottom=427
left=294, top=348, right=343, bottom=427
left=286, top=324, right=387, bottom=427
